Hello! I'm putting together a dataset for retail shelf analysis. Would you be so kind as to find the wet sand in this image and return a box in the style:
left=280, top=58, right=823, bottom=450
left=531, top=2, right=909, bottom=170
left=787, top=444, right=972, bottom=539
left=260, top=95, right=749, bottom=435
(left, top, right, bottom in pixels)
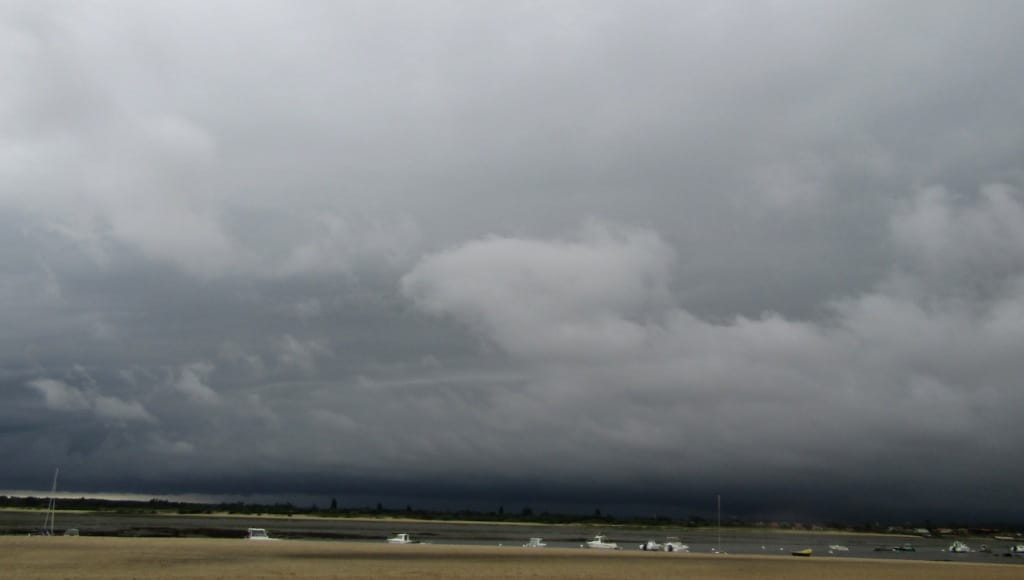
left=2, top=536, right=1022, bottom=579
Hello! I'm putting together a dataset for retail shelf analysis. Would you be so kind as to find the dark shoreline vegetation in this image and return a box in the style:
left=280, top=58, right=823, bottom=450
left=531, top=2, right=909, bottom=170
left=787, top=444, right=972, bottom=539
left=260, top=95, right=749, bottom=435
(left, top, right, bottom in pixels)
left=2, top=495, right=1019, bottom=539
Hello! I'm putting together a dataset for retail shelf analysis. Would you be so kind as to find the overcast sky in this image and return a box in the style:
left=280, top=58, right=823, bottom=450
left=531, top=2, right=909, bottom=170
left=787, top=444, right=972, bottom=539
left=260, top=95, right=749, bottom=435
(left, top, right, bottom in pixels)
left=3, top=0, right=1024, bottom=523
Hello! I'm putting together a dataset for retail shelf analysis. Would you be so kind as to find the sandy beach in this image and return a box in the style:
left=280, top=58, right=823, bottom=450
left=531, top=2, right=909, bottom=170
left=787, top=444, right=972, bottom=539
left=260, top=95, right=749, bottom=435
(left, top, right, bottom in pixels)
left=2, top=536, right=1022, bottom=579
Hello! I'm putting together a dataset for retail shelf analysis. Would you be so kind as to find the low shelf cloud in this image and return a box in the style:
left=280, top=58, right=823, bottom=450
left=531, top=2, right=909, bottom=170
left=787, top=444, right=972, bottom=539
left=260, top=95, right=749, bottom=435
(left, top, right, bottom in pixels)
left=2, top=0, right=1023, bottom=523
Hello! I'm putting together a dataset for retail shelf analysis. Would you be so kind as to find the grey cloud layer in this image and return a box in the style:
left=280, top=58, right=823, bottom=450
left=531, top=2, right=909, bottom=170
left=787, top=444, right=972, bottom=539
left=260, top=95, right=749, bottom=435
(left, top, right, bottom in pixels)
left=400, top=200, right=1024, bottom=517
left=2, top=1, right=1024, bottom=521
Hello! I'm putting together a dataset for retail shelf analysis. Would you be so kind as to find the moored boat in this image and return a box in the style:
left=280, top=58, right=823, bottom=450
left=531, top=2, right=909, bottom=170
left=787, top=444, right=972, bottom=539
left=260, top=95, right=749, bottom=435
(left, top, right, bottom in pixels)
left=523, top=537, right=546, bottom=548
left=584, top=535, right=620, bottom=550
left=387, top=533, right=415, bottom=544
left=246, top=528, right=275, bottom=541
left=662, top=537, right=689, bottom=552
left=791, top=548, right=812, bottom=557
left=639, top=539, right=662, bottom=551
left=947, top=540, right=971, bottom=553
left=874, top=544, right=914, bottom=552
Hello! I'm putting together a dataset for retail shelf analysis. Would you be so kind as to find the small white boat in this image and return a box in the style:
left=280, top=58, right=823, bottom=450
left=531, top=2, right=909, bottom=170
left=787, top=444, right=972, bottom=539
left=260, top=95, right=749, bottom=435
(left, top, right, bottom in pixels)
left=662, top=537, right=689, bottom=552
left=639, top=539, right=662, bottom=551
left=828, top=544, right=849, bottom=552
left=584, top=535, right=620, bottom=550
left=523, top=537, right=547, bottom=548
left=1008, top=544, right=1024, bottom=556
left=947, top=540, right=971, bottom=553
left=387, top=533, right=415, bottom=544
left=246, top=528, right=275, bottom=541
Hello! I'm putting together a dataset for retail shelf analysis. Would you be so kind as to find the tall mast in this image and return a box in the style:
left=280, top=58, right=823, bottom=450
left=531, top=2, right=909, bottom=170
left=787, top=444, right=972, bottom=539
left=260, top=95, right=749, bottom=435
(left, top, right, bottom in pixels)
left=716, top=494, right=721, bottom=553
left=42, top=467, right=58, bottom=535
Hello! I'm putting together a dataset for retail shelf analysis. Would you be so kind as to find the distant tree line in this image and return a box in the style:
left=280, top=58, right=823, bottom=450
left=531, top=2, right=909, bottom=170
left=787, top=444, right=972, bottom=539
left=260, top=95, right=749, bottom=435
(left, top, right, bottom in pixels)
left=0, top=494, right=682, bottom=525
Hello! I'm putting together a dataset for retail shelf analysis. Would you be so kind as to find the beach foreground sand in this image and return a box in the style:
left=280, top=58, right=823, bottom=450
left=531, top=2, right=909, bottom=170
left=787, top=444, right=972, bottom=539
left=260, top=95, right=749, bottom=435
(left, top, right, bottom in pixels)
left=2, top=536, right=1021, bottom=579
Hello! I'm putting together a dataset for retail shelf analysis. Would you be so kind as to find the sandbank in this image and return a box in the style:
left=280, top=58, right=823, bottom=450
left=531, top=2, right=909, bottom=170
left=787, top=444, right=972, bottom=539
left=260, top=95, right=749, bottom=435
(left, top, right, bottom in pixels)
left=2, top=536, right=1022, bottom=579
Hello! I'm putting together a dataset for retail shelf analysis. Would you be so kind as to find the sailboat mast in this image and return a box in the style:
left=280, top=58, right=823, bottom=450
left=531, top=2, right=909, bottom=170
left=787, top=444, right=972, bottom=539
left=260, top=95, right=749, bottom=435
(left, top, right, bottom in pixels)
left=42, top=467, right=58, bottom=535
left=716, top=494, right=721, bottom=553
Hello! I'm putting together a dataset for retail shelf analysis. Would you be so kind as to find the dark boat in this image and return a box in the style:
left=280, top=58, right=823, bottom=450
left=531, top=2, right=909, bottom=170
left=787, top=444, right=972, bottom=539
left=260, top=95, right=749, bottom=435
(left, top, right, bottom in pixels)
left=874, top=544, right=915, bottom=552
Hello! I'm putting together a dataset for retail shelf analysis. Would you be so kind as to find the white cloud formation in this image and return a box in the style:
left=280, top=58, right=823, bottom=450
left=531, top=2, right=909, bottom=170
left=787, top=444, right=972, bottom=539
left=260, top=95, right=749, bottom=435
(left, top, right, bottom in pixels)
left=27, top=378, right=155, bottom=423
left=172, top=362, right=220, bottom=405
left=27, top=378, right=90, bottom=411
left=93, top=394, right=156, bottom=423
left=402, top=220, right=675, bottom=360
left=891, top=183, right=1024, bottom=299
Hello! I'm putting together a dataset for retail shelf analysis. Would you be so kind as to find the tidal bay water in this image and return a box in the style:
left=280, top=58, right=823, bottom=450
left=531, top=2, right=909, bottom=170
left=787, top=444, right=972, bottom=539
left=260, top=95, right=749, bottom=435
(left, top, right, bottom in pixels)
left=0, top=510, right=1019, bottom=565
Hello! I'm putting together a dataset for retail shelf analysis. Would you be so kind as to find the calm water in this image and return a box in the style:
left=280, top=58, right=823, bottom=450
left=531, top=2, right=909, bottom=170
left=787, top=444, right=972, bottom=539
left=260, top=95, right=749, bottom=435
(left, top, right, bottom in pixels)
left=1, top=510, right=1020, bottom=564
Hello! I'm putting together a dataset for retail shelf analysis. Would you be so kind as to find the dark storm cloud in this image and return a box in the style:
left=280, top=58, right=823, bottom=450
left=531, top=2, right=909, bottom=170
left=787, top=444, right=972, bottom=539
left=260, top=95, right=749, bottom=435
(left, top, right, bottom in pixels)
left=3, top=0, right=1024, bottom=522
